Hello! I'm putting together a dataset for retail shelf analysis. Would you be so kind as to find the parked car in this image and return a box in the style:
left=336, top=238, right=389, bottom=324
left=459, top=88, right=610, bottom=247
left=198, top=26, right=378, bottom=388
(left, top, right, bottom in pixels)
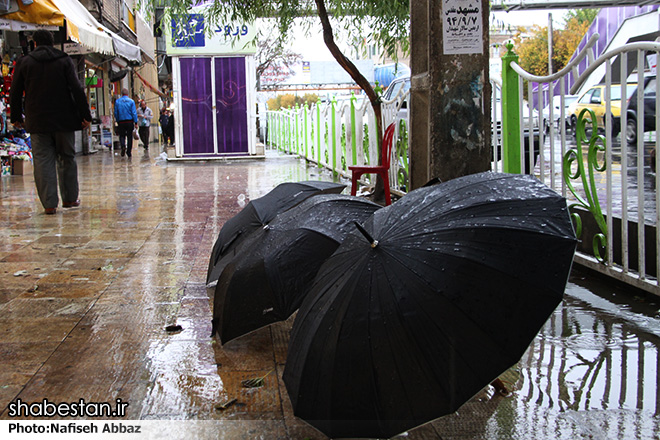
left=383, top=76, right=540, bottom=173
left=542, top=94, right=578, bottom=133
left=382, top=76, right=411, bottom=123
left=568, top=83, right=636, bottom=136
left=384, top=76, right=539, bottom=135
left=383, top=75, right=411, bottom=102
left=620, top=74, right=656, bottom=144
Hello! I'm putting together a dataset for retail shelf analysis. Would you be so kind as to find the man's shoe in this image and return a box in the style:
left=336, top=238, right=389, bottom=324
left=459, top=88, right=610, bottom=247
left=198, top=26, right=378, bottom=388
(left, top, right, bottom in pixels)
left=121, top=148, right=126, bottom=157
left=45, top=208, right=57, bottom=215
left=63, top=200, right=80, bottom=208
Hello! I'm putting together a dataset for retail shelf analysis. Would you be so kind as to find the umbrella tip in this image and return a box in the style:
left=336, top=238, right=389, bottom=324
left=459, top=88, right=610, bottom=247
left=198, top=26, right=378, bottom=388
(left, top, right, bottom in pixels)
left=353, top=221, right=378, bottom=248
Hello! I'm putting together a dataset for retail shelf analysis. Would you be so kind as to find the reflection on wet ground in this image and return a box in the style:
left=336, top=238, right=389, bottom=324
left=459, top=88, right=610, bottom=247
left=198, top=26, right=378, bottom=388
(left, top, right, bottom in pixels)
left=1, top=147, right=659, bottom=439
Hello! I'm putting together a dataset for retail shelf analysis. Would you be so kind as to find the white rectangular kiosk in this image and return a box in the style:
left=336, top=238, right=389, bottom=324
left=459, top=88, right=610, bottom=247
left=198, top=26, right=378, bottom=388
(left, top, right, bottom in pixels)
left=165, top=9, right=257, bottom=158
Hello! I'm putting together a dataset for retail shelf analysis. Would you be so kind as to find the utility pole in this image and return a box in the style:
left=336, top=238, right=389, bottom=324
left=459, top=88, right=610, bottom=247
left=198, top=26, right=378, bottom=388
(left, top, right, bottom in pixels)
left=548, top=13, right=553, bottom=75
left=409, top=0, right=491, bottom=189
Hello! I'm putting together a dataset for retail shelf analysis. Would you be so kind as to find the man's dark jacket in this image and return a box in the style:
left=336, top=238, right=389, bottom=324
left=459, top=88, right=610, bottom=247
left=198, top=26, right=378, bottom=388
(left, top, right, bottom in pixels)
left=10, top=46, right=91, bottom=133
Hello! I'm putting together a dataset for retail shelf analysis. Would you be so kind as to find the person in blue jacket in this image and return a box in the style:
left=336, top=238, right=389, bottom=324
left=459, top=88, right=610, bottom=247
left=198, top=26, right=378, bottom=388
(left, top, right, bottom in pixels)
left=113, top=88, right=138, bottom=157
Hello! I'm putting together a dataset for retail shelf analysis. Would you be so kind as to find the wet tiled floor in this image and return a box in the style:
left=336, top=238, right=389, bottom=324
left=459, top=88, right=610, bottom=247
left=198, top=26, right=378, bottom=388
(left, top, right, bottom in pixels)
left=0, top=147, right=341, bottom=437
left=1, top=146, right=659, bottom=440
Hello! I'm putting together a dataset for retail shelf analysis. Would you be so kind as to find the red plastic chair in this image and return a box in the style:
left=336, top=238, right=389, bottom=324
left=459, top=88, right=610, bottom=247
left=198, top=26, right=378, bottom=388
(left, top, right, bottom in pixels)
left=349, top=123, right=396, bottom=205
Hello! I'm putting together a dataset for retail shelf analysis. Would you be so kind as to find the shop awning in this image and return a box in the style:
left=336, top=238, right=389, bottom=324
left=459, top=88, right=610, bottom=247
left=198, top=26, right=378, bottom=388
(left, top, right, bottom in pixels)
left=108, top=32, right=141, bottom=63
left=2, top=0, right=114, bottom=55
left=2, top=0, right=64, bottom=27
left=51, top=0, right=113, bottom=55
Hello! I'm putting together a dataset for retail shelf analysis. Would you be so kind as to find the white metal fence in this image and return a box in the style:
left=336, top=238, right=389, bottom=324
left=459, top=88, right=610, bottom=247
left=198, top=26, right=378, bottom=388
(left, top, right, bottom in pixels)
left=508, top=36, right=660, bottom=295
left=266, top=89, right=410, bottom=193
left=266, top=35, right=660, bottom=296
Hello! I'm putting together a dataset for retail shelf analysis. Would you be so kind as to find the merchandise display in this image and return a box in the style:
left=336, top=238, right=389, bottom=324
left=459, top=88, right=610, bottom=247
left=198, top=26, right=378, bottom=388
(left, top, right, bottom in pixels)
left=0, top=130, right=32, bottom=176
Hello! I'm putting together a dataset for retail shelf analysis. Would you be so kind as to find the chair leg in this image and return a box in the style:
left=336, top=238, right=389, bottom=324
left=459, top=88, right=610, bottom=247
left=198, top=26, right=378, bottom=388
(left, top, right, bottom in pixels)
left=382, top=174, right=392, bottom=205
left=351, top=172, right=359, bottom=196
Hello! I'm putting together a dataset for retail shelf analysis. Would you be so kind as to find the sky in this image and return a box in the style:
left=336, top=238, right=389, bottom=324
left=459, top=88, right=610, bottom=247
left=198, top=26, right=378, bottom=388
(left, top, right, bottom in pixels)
left=492, top=9, right=570, bottom=29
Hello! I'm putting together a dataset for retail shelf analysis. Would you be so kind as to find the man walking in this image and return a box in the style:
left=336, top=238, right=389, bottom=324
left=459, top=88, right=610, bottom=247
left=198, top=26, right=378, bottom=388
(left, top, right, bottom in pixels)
left=137, top=99, right=153, bottom=149
left=10, top=30, right=91, bottom=215
left=113, top=88, right=138, bottom=157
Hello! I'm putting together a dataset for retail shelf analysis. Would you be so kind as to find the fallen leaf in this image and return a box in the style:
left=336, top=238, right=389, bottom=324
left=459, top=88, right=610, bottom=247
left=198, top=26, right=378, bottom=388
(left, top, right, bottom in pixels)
left=241, top=369, right=274, bottom=388
left=214, top=398, right=237, bottom=410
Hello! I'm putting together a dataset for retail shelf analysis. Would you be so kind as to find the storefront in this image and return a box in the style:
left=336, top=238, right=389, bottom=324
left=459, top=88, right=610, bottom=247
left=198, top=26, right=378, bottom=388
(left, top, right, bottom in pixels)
left=164, top=7, right=258, bottom=159
left=0, top=0, right=151, bottom=155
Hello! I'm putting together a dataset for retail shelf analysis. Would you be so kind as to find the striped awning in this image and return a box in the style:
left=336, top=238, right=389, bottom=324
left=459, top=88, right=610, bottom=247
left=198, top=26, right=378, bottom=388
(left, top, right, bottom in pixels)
left=2, top=0, right=114, bottom=55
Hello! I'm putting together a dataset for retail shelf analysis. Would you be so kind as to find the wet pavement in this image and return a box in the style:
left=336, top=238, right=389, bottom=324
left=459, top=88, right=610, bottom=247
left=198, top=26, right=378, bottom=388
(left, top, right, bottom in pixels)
left=1, top=146, right=660, bottom=439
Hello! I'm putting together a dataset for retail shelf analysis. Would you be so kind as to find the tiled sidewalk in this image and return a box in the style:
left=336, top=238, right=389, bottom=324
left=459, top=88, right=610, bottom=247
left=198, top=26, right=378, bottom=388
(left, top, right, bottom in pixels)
left=4, top=146, right=646, bottom=440
left=0, top=148, right=347, bottom=438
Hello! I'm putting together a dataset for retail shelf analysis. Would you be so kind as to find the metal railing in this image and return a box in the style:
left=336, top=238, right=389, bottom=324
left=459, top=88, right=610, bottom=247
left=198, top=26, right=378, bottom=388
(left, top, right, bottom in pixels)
left=266, top=90, right=410, bottom=193
left=504, top=35, right=660, bottom=296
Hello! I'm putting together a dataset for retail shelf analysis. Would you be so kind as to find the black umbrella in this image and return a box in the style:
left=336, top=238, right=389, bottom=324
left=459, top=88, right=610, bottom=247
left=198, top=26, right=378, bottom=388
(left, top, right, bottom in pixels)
left=211, top=194, right=381, bottom=345
left=283, top=172, right=577, bottom=439
left=206, top=180, right=346, bottom=285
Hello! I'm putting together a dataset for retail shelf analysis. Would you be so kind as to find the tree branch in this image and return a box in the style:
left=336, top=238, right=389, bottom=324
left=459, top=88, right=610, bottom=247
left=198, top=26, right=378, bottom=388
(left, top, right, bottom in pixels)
left=314, top=0, right=385, bottom=197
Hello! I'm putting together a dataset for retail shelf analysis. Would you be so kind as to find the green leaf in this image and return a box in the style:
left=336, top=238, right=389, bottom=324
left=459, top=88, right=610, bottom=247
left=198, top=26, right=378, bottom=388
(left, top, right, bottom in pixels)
left=241, top=369, right=274, bottom=388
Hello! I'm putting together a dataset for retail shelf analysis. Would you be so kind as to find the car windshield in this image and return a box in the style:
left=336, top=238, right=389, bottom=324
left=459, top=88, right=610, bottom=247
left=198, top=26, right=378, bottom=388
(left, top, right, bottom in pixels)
left=384, top=80, right=410, bottom=100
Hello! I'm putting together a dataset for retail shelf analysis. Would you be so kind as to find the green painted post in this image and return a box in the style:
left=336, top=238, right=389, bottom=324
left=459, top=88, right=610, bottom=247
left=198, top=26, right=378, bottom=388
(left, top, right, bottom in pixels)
left=316, top=98, right=322, bottom=167
left=284, top=112, right=288, bottom=153
left=279, top=113, right=284, bottom=151
left=502, top=42, right=522, bottom=174
left=350, top=93, right=357, bottom=165
left=304, top=104, right=309, bottom=159
left=331, top=96, right=338, bottom=175
left=288, top=110, right=292, bottom=153
left=272, top=113, right=276, bottom=149
left=295, top=104, right=300, bottom=155
left=274, top=113, right=278, bottom=150
left=279, top=113, right=283, bottom=151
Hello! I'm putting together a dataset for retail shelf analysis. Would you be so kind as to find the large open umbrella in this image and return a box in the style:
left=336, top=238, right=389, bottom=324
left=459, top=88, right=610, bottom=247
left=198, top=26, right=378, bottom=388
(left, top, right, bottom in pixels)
left=206, top=181, right=345, bottom=286
left=283, top=172, right=577, bottom=439
left=211, top=194, right=381, bottom=344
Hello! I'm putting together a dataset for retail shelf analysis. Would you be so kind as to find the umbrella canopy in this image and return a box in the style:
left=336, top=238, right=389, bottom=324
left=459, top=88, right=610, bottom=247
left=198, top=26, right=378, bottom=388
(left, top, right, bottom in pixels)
left=283, top=172, right=577, bottom=439
left=211, top=194, right=381, bottom=344
left=206, top=180, right=346, bottom=286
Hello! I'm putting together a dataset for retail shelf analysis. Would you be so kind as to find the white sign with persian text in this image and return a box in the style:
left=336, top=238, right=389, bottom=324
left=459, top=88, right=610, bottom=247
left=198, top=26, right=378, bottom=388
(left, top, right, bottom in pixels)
left=442, top=0, right=483, bottom=55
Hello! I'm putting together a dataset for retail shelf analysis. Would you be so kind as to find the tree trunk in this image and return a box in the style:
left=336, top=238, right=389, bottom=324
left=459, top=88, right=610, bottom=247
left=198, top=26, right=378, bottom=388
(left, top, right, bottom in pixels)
left=314, top=0, right=386, bottom=201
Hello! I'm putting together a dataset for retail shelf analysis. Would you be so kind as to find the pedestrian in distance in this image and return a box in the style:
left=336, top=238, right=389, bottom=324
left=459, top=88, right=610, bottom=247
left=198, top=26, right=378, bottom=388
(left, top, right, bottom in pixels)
left=159, top=107, right=170, bottom=147
left=10, top=29, right=92, bottom=215
left=165, top=109, right=175, bottom=147
left=113, top=88, right=138, bottom=158
left=137, top=99, right=153, bottom=150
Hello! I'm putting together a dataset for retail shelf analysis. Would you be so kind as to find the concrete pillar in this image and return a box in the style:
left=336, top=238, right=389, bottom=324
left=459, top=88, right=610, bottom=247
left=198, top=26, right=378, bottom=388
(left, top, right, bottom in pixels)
left=409, top=0, right=491, bottom=189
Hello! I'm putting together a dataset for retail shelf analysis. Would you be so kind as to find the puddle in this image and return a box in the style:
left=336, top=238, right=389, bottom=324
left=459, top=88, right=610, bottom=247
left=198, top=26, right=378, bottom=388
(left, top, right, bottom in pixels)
left=485, top=267, right=660, bottom=439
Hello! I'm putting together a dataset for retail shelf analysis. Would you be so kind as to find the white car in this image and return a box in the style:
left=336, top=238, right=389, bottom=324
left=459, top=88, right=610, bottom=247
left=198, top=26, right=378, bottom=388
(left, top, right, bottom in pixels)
left=542, top=94, right=578, bottom=133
